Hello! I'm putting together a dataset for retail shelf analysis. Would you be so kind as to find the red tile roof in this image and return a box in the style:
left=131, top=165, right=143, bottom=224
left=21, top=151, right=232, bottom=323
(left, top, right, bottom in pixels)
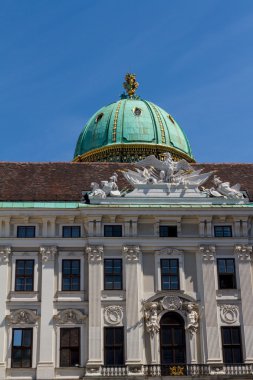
left=0, top=162, right=252, bottom=201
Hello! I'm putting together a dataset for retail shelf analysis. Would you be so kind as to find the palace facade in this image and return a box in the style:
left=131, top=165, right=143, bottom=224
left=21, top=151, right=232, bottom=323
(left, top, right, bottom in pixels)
left=0, top=75, right=253, bottom=380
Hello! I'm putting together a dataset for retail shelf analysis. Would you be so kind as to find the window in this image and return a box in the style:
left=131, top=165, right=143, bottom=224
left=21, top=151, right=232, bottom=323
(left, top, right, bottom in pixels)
left=221, top=327, right=242, bottom=363
left=62, top=260, right=80, bottom=291
left=161, top=259, right=179, bottom=290
left=214, top=226, right=232, bottom=237
left=104, top=225, right=122, bottom=237
left=17, top=226, right=35, bottom=238
left=217, top=259, right=236, bottom=289
left=15, top=260, right=34, bottom=291
left=159, top=226, right=177, bottom=237
left=60, top=328, right=80, bottom=367
left=104, top=259, right=122, bottom=290
left=12, top=328, right=33, bottom=368
left=104, top=327, right=124, bottom=366
left=62, top=226, right=81, bottom=238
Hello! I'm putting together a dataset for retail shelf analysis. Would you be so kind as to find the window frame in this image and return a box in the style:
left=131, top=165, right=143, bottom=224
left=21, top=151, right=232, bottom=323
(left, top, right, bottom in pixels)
left=60, top=327, right=80, bottom=367
left=62, top=259, right=81, bottom=291
left=103, top=224, right=123, bottom=237
left=160, top=258, right=180, bottom=290
left=16, top=226, right=36, bottom=238
left=221, top=326, right=243, bottom=364
left=214, top=225, right=232, bottom=238
left=104, top=259, right=123, bottom=290
left=104, top=327, right=124, bottom=366
left=11, top=253, right=39, bottom=297
left=15, top=259, right=34, bottom=292
left=217, top=258, right=236, bottom=289
left=159, top=225, right=178, bottom=238
left=62, top=225, right=81, bottom=238
left=155, top=249, right=185, bottom=292
left=11, top=328, right=33, bottom=368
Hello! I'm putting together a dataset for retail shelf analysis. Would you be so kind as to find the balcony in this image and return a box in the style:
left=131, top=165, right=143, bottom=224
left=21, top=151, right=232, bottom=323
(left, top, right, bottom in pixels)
left=96, top=364, right=253, bottom=377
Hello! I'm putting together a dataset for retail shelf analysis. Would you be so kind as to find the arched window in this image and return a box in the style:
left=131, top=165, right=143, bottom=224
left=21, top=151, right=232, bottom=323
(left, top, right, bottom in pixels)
left=160, top=312, right=186, bottom=365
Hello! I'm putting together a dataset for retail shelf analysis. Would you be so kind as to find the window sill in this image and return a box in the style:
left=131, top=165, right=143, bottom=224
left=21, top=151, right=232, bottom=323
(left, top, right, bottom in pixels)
left=9, top=291, right=39, bottom=302
left=216, top=289, right=240, bottom=300
left=56, top=291, right=86, bottom=302
left=101, top=290, right=125, bottom=301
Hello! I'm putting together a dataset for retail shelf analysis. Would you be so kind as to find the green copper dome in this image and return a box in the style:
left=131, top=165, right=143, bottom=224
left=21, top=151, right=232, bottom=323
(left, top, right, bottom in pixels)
left=73, top=75, right=194, bottom=163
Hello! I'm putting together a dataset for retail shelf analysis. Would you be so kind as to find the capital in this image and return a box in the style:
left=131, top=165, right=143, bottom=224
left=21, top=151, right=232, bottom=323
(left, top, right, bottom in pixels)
left=122, top=245, right=141, bottom=262
left=40, top=246, right=57, bottom=262
left=0, top=246, right=11, bottom=264
left=234, top=245, right=252, bottom=261
left=199, top=245, right=216, bottom=262
left=86, top=246, right=103, bottom=263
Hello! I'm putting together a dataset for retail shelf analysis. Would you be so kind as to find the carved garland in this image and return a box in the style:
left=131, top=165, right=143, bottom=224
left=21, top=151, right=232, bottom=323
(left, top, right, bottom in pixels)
left=220, top=304, right=239, bottom=324
left=6, top=309, right=39, bottom=325
left=53, top=309, right=87, bottom=325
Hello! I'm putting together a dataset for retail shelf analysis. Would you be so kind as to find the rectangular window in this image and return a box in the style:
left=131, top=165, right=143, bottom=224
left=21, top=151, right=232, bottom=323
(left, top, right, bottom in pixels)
left=217, top=258, right=236, bottom=289
left=104, top=327, right=124, bottom=366
left=62, top=260, right=80, bottom=291
left=159, top=226, right=177, bottom=237
left=104, top=225, right=122, bottom=237
left=221, top=327, right=242, bottom=363
left=15, top=260, right=34, bottom=291
left=62, top=226, right=81, bottom=238
left=104, top=259, right=122, bottom=290
left=17, top=226, right=35, bottom=238
left=12, top=328, right=33, bottom=368
left=161, top=259, right=179, bottom=290
left=214, top=226, right=232, bottom=237
left=60, top=328, right=80, bottom=367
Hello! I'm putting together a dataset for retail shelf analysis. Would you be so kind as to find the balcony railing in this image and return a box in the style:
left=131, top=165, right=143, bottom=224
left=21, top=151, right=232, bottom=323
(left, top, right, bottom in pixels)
left=98, top=364, right=253, bottom=376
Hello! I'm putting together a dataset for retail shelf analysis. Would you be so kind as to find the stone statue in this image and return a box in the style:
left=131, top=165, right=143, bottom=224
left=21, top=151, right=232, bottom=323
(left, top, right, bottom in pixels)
left=185, top=303, right=199, bottom=335
left=144, top=302, right=160, bottom=335
left=89, top=173, right=121, bottom=199
left=212, top=176, right=244, bottom=199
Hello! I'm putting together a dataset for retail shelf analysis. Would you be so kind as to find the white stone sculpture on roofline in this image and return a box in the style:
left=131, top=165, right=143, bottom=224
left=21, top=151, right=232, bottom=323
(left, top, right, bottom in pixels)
left=83, top=152, right=245, bottom=202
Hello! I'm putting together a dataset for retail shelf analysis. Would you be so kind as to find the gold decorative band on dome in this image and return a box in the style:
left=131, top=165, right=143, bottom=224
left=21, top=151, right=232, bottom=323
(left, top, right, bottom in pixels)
left=112, top=101, right=122, bottom=143
left=149, top=103, right=166, bottom=144
left=73, top=143, right=195, bottom=163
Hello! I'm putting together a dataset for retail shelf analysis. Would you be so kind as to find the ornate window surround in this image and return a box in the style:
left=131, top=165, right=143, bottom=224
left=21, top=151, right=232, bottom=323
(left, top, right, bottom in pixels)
left=155, top=248, right=185, bottom=292
left=6, top=309, right=39, bottom=369
left=53, top=309, right=87, bottom=368
left=214, top=253, right=240, bottom=294
left=11, top=252, right=39, bottom=301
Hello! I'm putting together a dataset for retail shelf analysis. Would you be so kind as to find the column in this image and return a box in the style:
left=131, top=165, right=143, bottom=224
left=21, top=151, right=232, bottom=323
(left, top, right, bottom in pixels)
left=86, top=246, right=103, bottom=371
left=0, top=246, right=11, bottom=380
left=123, top=246, right=143, bottom=369
left=198, top=245, right=222, bottom=363
left=234, top=245, right=253, bottom=362
left=37, top=246, right=57, bottom=380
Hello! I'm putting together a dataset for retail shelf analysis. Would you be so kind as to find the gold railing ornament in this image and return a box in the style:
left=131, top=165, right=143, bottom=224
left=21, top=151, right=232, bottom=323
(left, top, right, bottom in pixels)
left=123, top=73, right=139, bottom=98
left=170, top=365, right=185, bottom=376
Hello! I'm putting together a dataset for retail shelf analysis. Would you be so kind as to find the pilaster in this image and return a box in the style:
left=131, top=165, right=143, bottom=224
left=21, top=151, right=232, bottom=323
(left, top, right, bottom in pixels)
left=123, top=245, right=143, bottom=367
left=198, top=245, right=222, bottom=363
left=86, top=246, right=103, bottom=367
left=0, top=246, right=11, bottom=379
left=37, top=246, right=57, bottom=380
left=234, top=244, right=253, bottom=362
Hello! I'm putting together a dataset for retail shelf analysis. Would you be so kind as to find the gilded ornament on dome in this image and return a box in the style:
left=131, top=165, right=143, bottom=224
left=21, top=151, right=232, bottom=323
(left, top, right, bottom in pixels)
left=123, top=73, right=139, bottom=98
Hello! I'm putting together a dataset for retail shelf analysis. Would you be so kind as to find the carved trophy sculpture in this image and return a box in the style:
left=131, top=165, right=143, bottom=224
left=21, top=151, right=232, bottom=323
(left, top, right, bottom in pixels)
left=88, top=172, right=121, bottom=199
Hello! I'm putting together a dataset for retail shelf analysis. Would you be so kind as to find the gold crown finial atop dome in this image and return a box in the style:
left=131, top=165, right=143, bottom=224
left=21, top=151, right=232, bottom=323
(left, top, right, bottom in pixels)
left=123, top=73, right=139, bottom=98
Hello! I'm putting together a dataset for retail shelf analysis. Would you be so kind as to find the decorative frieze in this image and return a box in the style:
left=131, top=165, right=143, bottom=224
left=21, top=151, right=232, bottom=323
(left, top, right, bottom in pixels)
left=199, top=245, right=216, bottom=261
left=6, top=309, right=39, bottom=325
left=220, top=304, right=239, bottom=324
left=53, top=309, right=87, bottom=325
left=86, top=246, right=103, bottom=263
left=104, top=305, right=123, bottom=325
left=234, top=245, right=252, bottom=262
left=156, top=248, right=183, bottom=256
left=122, top=245, right=141, bottom=262
left=40, top=246, right=57, bottom=262
left=0, top=246, right=11, bottom=264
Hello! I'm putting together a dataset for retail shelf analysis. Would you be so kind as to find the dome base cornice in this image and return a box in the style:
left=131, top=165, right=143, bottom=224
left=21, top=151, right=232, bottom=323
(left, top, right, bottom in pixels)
left=73, top=143, right=195, bottom=163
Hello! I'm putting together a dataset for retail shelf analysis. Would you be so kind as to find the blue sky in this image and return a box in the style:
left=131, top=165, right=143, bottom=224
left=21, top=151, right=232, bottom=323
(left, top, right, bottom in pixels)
left=0, top=0, right=253, bottom=163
